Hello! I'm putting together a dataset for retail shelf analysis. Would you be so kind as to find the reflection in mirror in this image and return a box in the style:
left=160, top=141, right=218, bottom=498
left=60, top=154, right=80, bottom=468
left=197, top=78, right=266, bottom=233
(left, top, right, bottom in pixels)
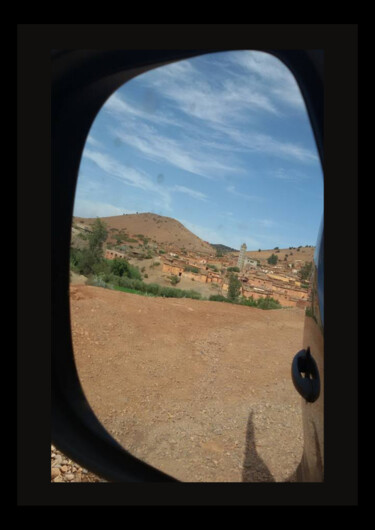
left=69, top=51, right=323, bottom=482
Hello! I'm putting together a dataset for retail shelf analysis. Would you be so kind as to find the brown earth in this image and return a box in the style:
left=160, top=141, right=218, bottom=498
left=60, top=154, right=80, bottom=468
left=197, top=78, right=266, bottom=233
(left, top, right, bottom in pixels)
left=237, top=246, right=315, bottom=265
left=70, top=284, right=305, bottom=482
left=73, top=213, right=215, bottom=255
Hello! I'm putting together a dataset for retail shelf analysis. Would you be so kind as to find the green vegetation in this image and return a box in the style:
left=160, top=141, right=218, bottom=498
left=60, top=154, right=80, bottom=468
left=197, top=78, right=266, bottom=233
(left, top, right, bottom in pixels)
left=227, top=273, right=242, bottom=301
left=209, top=293, right=282, bottom=310
left=227, top=266, right=240, bottom=273
left=70, top=218, right=108, bottom=276
left=184, top=265, right=200, bottom=273
left=116, top=277, right=201, bottom=299
left=267, top=254, right=278, bottom=265
left=169, top=275, right=180, bottom=285
left=299, top=261, right=313, bottom=281
left=305, top=306, right=318, bottom=323
left=110, top=258, right=142, bottom=280
left=207, top=264, right=218, bottom=272
left=240, top=296, right=282, bottom=309
left=209, top=294, right=233, bottom=303
left=211, top=243, right=237, bottom=254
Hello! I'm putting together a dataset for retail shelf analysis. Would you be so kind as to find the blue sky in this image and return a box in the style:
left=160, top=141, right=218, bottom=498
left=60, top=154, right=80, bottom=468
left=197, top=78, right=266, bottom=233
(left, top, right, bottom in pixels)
left=74, top=50, right=324, bottom=250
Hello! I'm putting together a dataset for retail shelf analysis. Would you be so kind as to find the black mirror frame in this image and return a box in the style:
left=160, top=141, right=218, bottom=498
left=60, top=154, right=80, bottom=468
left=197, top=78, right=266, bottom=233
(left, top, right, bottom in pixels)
left=51, top=49, right=323, bottom=482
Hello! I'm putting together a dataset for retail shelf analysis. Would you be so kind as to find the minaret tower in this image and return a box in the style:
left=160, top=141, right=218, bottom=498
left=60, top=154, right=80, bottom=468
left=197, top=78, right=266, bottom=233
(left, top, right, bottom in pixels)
left=237, top=243, right=247, bottom=271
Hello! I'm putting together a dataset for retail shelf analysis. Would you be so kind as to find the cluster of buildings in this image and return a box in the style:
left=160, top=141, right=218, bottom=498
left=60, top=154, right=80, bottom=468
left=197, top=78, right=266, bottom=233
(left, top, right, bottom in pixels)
left=161, top=243, right=311, bottom=308
left=104, top=240, right=311, bottom=309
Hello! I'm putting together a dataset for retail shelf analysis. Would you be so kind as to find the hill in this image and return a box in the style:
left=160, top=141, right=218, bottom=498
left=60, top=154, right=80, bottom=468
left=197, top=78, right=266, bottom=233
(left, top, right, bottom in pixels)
left=73, top=213, right=215, bottom=256
left=211, top=243, right=238, bottom=254
left=232, top=246, right=315, bottom=266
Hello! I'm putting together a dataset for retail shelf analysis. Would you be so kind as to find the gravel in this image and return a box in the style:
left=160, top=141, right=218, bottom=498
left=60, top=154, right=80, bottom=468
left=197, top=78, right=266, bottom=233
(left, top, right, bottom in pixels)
left=50, top=445, right=106, bottom=483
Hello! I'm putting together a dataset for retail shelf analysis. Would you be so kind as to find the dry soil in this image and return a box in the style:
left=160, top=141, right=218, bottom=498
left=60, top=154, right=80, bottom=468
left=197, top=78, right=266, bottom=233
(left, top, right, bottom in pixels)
left=67, top=284, right=305, bottom=482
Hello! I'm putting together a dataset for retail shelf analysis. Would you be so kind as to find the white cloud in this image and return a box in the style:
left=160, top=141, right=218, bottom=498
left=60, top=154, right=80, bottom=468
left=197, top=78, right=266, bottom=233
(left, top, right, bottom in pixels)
left=172, top=185, right=208, bottom=201
left=86, top=134, right=103, bottom=148
left=227, top=51, right=305, bottom=110
left=73, top=199, right=132, bottom=218
left=272, top=167, right=311, bottom=181
left=112, top=124, right=242, bottom=180
left=104, top=92, right=179, bottom=127
left=226, top=185, right=262, bottom=202
left=180, top=218, right=261, bottom=249
left=82, top=148, right=172, bottom=211
left=139, top=55, right=280, bottom=126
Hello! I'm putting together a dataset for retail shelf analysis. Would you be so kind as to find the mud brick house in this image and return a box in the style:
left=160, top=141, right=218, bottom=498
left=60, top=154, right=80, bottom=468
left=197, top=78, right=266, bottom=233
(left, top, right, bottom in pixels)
left=105, top=249, right=127, bottom=260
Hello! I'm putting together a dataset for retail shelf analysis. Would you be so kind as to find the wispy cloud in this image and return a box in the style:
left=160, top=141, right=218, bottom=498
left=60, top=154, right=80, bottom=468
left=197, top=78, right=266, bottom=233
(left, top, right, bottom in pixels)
left=111, top=123, right=242, bottom=180
left=271, top=167, right=311, bottom=181
left=73, top=198, right=133, bottom=218
left=256, top=218, right=275, bottom=228
left=86, top=134, right=103, bottom=148
left=104, top=92, right=179, bottom=127
left=172, top=185, right=208, bottom=201
left=139, top=56, right=280, bottom=126
left=127, top=52, right=315, bottom=165
left=227, top=51, right=305, bottom=110
left=83, top=148, right=172, bottom=211
left=226, top=185, right=262, bottom=202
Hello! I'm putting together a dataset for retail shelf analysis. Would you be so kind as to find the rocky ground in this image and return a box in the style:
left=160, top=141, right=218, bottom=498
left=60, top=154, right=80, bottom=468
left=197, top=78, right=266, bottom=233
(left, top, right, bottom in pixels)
left=51, top=445, right=105, bottom=483
left=61, top=284, right=306, bottom=482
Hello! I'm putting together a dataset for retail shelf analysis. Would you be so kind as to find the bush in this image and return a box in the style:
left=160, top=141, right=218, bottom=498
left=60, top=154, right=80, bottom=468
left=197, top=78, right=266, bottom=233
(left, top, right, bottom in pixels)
left=209, top=294, right=233, bottom=303
left=86, top=274, right=109, bottom=289
left=170, top=275, right=180, bottom=285
left=255, top=296, right=282, bottom=310
left=267, top=254, right=278, bottom=265
left=240, top=296, right=281, bottom=309
left=184, top=265, right=199, bottom=273
left=227, top=273, right=242, bottom=301
left=240, top=296, right=257, bottom=307
left=227, top=266, right=240, bottom=273
left=182, top=290, right=201, bottom=300
left=299, top=261, right=313, bottom=281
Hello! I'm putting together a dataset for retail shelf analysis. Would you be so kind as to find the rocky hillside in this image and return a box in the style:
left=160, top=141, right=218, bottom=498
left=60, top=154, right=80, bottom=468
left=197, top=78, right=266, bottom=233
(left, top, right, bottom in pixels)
left=73, top=213, right=215, bottom=256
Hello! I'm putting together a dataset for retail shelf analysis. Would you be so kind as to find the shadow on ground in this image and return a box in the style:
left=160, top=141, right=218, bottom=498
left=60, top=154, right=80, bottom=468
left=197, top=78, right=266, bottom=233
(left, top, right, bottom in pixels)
left=242, top=411, right=300, bottom=482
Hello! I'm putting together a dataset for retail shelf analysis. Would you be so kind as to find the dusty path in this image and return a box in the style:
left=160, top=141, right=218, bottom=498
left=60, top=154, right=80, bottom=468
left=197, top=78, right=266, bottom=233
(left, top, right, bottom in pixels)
left=69, top=285, right=305, bottom=482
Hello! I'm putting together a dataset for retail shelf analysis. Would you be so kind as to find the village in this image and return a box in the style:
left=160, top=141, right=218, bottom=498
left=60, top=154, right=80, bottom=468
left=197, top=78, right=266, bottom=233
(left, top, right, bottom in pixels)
left=103, top=238, right=312, bottom=309
left=71, top=214, right=313, bottom=309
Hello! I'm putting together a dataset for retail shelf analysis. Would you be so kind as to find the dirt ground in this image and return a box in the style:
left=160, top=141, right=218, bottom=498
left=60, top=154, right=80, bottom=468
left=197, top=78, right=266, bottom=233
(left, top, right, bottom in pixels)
left=69, top=284, right=305, bottom=482
left=130, top=257, right=224, bottom=298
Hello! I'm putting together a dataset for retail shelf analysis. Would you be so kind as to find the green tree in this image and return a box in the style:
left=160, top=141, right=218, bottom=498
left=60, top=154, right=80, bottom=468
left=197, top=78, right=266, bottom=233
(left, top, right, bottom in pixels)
left=227, top=273, right=242, bottom=301
left=299, top=261, right=313, bottom=281
left=110, top=258, right=129, bottom=277
left=267, top=253, right=278, bottom=265
left=88, top=218, right=108, bottom=261
left=227, top=266, right=240, bottom=273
